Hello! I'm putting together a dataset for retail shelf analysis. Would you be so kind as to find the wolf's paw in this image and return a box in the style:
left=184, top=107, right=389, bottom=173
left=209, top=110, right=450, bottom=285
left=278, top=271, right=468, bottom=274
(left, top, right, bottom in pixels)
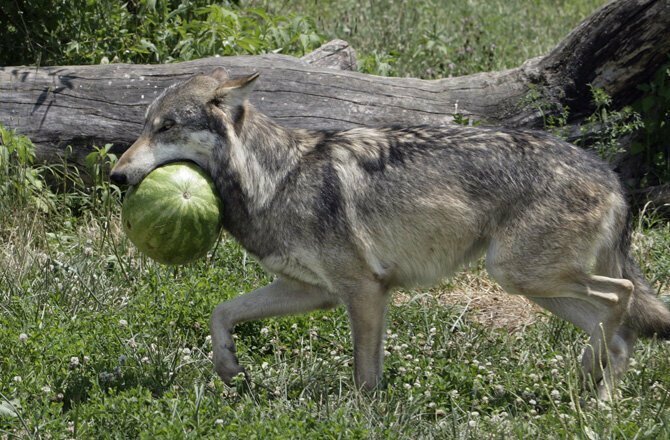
left=213, top=349, right=247, bottom=385
left=216, top=363, right=248, bottom=385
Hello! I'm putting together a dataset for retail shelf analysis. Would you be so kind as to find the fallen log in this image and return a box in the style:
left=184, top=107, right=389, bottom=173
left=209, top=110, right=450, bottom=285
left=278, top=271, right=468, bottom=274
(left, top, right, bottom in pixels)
left=0, top=0, right=668, bottom=189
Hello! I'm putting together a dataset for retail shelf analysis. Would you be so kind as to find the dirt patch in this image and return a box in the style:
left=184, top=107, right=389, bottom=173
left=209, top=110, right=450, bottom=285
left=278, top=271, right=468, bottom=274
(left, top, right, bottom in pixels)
left=393, top=268, right=541, bottom=332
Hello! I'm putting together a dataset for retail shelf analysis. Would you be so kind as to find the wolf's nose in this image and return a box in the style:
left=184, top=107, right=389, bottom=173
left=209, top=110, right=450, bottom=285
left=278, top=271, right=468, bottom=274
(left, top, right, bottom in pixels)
left=110, top=171, right=127, bottom=185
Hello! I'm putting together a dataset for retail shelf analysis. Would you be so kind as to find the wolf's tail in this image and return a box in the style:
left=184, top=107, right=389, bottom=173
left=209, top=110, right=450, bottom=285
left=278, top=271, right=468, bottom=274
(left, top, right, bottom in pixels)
left=619, top=219, right=670, bottom=339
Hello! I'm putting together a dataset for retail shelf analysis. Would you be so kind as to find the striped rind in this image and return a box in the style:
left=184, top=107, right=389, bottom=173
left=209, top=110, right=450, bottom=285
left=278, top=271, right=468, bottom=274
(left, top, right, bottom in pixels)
left=122, top=162, right=223, bottom=265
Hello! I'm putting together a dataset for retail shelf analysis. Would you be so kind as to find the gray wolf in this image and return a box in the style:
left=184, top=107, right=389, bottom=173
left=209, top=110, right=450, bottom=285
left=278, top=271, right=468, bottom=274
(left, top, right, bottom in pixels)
left=110, top=69, right=670, bottom=399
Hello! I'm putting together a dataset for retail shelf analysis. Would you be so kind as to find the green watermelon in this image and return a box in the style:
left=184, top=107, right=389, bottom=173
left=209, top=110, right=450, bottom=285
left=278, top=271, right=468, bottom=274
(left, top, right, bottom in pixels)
left=121, top=162, right=223, bottom=265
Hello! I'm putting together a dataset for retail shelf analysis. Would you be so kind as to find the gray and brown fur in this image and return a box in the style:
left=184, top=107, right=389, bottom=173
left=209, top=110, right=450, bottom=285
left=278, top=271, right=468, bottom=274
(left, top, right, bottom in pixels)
left=111, top=69, right=670, bottom=399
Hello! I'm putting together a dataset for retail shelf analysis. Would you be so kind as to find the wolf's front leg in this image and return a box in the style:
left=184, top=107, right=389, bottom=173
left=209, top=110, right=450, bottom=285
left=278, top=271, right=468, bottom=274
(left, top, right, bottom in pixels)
left=344, top=278, right=390, bottom=390
left=210, top=277, right=337, bottom=384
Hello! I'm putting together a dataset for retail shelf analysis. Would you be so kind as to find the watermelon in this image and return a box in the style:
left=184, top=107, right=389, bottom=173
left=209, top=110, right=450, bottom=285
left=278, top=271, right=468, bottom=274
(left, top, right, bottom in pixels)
left=121, top=162, right=223, bottom=265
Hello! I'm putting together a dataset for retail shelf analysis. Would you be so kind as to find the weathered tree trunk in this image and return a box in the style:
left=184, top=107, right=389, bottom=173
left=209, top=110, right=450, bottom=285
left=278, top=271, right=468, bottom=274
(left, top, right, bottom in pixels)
left=0, top=0, right=668, bottom=205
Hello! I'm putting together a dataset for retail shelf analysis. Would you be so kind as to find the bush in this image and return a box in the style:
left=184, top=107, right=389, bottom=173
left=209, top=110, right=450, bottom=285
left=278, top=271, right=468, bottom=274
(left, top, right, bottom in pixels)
left=0, top=0, right=324, bottom=66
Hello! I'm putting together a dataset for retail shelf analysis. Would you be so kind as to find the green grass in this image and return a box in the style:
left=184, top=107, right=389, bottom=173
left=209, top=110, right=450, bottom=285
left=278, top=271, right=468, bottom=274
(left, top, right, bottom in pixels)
left=2, top=0, right=670, bottom=438
left=250, top=0, right=608, bottom=77
left=2, top=210, right=670, bottom=438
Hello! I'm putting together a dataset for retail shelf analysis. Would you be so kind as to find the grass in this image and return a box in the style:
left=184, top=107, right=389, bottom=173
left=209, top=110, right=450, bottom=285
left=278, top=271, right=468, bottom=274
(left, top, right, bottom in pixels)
left=1, top=200, right=670, bottom=438
left=249, top=0, right=609, bottom=78
left=2, top=0, right=670, bottom=438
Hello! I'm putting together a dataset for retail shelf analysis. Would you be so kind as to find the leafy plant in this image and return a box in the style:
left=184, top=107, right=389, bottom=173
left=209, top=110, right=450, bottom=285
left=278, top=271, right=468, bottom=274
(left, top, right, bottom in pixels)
left=84, top=144, right=121, bottom=217
left=579, top=85, right=643, bottom=162
left=358, top=50, right=397, bottom=76
left=0, top=124, right=56, bottom=214
left=519, top=84, right=570, bottom=138
left=0, top=1, right=325, bottom=66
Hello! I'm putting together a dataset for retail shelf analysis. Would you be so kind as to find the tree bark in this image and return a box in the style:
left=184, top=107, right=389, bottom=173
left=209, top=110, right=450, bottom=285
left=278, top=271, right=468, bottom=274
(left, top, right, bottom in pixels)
left=0, top=0, right=668, bottom=184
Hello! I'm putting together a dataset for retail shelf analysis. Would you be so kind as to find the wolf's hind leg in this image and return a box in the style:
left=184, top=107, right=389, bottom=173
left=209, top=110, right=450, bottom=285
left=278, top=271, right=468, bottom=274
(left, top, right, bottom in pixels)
left=489, top=258, right=633, bottom=399
left=210, top=277, right=338, bottom=384
left=530, top=297, right=637, bottom=399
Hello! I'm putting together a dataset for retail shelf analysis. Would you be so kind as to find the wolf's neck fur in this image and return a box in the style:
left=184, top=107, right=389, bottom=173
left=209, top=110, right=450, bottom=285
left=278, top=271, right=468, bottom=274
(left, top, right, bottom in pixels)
left=229, top=109, right=311, bottom=209
left=214, top=107, right=318, bottom=254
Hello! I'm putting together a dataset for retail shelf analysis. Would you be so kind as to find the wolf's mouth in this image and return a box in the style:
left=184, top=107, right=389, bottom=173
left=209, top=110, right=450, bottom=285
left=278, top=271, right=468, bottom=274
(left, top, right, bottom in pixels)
left=135, top=159, right=201, bottom=185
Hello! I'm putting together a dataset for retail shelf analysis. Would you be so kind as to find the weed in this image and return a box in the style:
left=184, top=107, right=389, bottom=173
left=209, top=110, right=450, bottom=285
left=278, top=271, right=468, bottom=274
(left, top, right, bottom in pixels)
left=580, top=85, right=643, bottom=163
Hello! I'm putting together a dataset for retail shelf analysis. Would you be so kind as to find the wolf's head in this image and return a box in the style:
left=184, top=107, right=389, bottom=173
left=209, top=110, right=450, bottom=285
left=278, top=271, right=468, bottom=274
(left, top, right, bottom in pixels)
left=110, top=68, right=259, bottom=186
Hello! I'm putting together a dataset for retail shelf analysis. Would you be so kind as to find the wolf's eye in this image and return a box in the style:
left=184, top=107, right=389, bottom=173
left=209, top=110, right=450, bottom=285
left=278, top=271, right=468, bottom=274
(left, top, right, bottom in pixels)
left=158, top=120, right=175, bottom=133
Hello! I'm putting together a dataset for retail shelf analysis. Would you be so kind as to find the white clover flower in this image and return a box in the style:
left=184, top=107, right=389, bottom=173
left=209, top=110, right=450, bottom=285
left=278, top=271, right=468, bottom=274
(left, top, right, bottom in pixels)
left=119, top=319, right=128, bottom=327
left=69, top=357, right=80, bottom=368
left=18, top=333, right=28, bottom=343
left=551, top=389, right=560, bottom=399
left=182, top=348, right=191, bottom=355
left=215, top=419, right=224, bottom=425
left=12, top=376, right=22, bottom=383
left=260, top=327, right=269, bottom=336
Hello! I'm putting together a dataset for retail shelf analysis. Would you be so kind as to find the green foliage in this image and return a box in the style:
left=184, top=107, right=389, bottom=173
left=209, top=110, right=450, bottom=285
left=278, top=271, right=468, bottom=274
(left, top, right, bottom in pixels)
left=0, top=125, right=56, bottom=214
left=520, top=84, right=571, bottom=138
left=633, top=63, right=670, bottom=186
left=580, top=85, right=643, bottom=162
left=84, top=144, right=121, bottom=216
left=0, top=0, right=324, bottom=66
left=522, top=85, right=645, bottom=163
left=254, top=0, right=607, bottom=78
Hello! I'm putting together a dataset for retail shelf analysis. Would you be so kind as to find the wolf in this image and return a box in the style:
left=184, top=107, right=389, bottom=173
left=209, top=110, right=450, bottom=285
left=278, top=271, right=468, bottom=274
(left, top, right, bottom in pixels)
left=110, top=68, right=670, bottom=399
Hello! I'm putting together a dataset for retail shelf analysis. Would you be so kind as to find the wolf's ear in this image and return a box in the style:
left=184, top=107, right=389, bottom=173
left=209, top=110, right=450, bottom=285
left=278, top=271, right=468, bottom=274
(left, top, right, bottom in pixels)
left=208, top=67, right=229, bottom=82
left=213, top=72, right=260, bottom=108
